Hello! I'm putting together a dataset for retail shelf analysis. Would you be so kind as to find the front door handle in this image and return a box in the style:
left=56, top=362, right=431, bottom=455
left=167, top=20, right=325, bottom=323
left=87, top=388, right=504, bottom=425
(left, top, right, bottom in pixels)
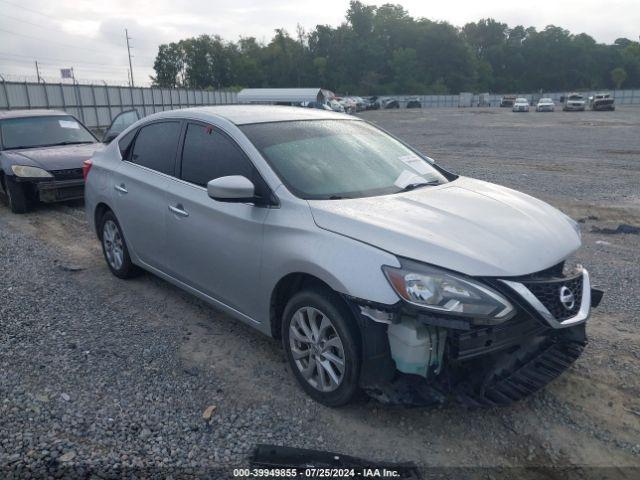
left=168, top=204, right=189, bottom=217
left=114, top=184, right=128, bottom=194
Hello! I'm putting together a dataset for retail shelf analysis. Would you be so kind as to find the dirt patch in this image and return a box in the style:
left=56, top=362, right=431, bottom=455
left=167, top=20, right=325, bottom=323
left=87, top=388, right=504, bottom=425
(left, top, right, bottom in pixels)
left=602, top=149, right=640, bottom=155
left=591, top=224, right=640, bottom=235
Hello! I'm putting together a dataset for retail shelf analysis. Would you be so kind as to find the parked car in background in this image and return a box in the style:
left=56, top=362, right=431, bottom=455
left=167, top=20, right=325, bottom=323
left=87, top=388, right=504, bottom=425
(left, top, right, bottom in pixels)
left=381, top=98, right=400, bottom=109
left=536, top=98, right=555, bottom=112
left=327, top=99, right=346, bottom=113
left=364, top=97, right=379, bottom=110
left=349, top=96, right=368, bottom=112
left=300, top=101, right=332, bottom=111
left=500, top=95, right=516, bottom=108
left=336, top=97, right=357, bottom=114
left=589, top=93, right=615, bottom=111
left=85, top=105, right=601, bottom=407
left=562, top=93, right=586, bottom=111
left=512, top=98, right=530, bottom=112
left=0, top=110, right=103, bottom=213
left=406, top=97, right=422, bottom=108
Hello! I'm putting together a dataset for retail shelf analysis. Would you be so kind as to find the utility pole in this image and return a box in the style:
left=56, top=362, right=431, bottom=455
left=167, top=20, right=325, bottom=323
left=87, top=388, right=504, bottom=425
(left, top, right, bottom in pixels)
left=125, top=28, right=134, bottom=87
left=35, top=61, right=41, bottom=83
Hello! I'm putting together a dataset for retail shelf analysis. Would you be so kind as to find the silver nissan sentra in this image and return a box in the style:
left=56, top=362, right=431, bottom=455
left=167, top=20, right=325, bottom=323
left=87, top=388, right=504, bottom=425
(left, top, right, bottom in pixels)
left=85, top=106, right=602, bottom=407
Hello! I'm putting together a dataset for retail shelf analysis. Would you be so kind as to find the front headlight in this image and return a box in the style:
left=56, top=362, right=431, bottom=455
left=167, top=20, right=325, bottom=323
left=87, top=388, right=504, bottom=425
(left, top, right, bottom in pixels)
left=11, top=165, right=53, bottom=178
left=383, top=260, right=515, bottom=325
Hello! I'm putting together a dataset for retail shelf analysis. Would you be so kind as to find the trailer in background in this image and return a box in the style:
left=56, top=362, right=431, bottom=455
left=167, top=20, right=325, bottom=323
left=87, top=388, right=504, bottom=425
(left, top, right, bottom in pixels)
left=237, top=88, right=335, bottom=106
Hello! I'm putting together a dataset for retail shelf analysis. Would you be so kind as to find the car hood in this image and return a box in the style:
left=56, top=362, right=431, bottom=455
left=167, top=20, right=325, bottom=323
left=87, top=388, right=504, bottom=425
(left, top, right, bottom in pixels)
left=2, top=143, right=104, bottom=171
left=308, top=177, right=581, bottom=277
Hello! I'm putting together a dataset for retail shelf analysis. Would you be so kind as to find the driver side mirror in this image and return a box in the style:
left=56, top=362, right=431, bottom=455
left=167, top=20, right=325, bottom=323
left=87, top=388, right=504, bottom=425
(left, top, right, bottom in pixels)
left=207, top=176, right=256, bottom=203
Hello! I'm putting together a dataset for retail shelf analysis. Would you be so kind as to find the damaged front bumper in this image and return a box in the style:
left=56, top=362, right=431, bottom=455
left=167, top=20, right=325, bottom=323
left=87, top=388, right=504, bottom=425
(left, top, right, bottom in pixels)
left=344, top=266, right=604, bottom=407
left=36, top=179, right=85, bottom=203
left=15, top=176, right=85, bottom=203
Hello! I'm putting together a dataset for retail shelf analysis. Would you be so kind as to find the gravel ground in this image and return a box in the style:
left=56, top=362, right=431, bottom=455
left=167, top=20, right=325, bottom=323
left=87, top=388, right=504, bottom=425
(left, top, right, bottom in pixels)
left=1, top=107, right=639, bottom=479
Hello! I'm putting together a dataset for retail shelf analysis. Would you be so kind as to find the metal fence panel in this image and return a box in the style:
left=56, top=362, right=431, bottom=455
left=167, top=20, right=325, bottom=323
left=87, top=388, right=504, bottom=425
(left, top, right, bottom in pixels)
left=1, top=81, right=237, bottom=128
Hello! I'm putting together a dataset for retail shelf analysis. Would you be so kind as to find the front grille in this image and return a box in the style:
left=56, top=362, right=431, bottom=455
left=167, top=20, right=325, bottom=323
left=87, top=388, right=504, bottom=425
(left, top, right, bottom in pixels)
left=523, top=274, right=583, bottom=321
left=51, top=168, right=83, bottom=180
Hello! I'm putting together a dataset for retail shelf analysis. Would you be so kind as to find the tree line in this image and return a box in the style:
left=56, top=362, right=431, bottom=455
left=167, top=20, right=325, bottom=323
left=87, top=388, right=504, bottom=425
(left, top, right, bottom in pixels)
left=152, top=1, right=640, bottom=94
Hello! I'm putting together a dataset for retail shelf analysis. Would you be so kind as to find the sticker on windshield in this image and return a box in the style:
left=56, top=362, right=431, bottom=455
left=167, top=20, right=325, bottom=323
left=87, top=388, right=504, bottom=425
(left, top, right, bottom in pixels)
left=59, top=120, right=80, bottom=129
left=399, top=154, right=430, bottom=174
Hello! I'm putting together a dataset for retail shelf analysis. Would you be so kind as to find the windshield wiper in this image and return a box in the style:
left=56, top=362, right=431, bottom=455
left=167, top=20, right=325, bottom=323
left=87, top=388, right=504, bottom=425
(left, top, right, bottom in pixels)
left=45, top=141, right=95, bottom=146
left=4, top=141, right=94, bottom=150
left=397, top=181, right=440, bottom=192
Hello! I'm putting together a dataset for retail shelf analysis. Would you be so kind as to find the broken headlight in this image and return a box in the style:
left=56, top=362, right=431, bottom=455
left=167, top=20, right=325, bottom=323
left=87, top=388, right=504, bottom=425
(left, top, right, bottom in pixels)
left=383, top=260, right=515, bottom=325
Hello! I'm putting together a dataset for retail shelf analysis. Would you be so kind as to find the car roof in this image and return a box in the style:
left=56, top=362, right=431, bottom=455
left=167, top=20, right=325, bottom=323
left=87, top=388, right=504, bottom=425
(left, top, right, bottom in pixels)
left=0, top=109, right=69, bottom=120
left=143, top=105, right=356, bottom=126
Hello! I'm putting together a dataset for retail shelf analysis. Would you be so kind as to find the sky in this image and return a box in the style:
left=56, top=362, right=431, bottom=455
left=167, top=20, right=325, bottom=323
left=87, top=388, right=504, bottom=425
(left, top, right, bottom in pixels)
left=0, top=0, right=638, bottom=86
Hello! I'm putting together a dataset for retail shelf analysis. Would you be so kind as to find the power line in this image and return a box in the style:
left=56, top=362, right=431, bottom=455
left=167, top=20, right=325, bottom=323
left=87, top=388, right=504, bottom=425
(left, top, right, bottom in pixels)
left=0, top=27, right=118, bottom=56
left=0, top=11, right=153, bottom=60
left=0, top=25, right=157, bottom=61
left=0, top=0, right=60, bottom=21
left=0, top=51, right=153, bottom=69
left=1, top=13, right=55, bottom=30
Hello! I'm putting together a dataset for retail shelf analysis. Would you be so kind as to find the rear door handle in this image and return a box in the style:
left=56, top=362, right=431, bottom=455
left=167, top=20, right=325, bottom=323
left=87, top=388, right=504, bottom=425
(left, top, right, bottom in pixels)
left=168, top=204, right=189, bottom=217
left=114, top=184, right=128, bottom=194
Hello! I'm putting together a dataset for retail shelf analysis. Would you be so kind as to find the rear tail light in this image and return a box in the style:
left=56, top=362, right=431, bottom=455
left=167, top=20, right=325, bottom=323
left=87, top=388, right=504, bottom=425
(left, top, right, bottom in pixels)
left=82, top=159, right=93, bottom=181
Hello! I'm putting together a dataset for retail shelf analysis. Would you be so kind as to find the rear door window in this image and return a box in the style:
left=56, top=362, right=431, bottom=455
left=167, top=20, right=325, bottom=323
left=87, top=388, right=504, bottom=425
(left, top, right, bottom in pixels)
left=129, top=121, right=181, bottom=175
left=180, top=123, right=253, bottom=186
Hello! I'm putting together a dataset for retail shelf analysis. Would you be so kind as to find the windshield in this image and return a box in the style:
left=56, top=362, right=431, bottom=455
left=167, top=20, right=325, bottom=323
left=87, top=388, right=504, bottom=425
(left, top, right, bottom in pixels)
left=516, top=98, right=528, bottom=103
left=0, top=115, right=96, bottom=150
left=540, top=98, right=553, bottom=103
left=241, top=120, right=448, bottom=200
left=568, top=95, right=583, bottom=100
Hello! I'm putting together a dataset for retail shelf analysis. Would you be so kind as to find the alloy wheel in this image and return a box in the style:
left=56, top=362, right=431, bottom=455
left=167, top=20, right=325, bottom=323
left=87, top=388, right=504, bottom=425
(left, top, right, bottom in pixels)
left=102, top=219, right=124, bottom=270
left=289, top=306, right=346, bottom=392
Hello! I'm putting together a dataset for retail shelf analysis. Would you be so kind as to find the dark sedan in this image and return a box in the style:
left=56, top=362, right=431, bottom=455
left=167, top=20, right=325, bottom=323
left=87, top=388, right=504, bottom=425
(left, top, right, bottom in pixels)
left=0, top=110, right=104, bottom=213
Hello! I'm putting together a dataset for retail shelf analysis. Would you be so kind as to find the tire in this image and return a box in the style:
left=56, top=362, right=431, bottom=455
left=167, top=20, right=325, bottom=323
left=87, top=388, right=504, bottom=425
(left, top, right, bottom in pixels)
left=99, top=210, right=141, bottom=279
left=3, top=176, right=31, bottom=214
left=282, top=287, right=360, bottom=406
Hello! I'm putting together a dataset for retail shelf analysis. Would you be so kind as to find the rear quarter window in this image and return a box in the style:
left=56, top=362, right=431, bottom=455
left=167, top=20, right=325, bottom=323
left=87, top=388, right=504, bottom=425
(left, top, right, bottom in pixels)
left=118, top=129, right=137, bottom=158
left=129, top=121, right=181, bottom=175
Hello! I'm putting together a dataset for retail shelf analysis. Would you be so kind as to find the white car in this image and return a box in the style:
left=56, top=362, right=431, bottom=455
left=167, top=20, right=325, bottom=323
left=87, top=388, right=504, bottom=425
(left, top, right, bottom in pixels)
left=327, top=99, right=345, bottom=113
left=562, top=93, right=586, bottom=112
left=536, top=98, right=555, bottom=112
left=512, top=98, right=530, bottom=112
left=337, top=97, right=357, bottom=114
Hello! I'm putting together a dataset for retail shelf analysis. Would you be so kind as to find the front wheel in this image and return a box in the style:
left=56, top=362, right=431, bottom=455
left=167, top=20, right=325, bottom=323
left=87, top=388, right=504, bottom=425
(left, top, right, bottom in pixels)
left=282, top=288, right=360, bottom=406
left=3, top=176, right=32, bottom=213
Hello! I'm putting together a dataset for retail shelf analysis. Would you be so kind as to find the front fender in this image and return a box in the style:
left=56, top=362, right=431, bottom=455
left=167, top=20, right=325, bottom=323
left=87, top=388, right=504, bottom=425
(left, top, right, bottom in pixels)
left=255, top=198, right=401, bottom=332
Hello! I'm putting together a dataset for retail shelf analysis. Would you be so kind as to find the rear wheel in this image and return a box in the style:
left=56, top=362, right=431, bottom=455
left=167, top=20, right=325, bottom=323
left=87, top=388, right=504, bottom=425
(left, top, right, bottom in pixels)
left=99, top=211, right=141, bottom=279
left=282, top=287, right=360, bottom=406
left=3, top=176, right=31, bottom=214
